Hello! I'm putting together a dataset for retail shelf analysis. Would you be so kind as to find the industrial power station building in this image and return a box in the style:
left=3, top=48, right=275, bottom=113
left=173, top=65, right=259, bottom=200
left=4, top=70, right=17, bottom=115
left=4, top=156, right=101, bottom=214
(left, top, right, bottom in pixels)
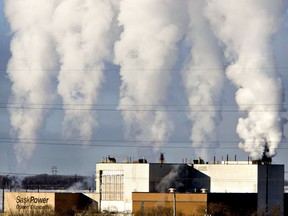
left=94, top=158, right=284, bottom=215
left=3, top=157, right=285, bottom=215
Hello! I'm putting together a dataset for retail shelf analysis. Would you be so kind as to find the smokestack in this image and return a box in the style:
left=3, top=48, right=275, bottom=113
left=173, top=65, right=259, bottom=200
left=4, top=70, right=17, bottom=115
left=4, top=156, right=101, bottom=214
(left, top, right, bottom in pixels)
left=260, top=141, right=272, bottom=164
left=251, top=141, right=272, bottom=165
left=159, top=153, right=165, bottom=164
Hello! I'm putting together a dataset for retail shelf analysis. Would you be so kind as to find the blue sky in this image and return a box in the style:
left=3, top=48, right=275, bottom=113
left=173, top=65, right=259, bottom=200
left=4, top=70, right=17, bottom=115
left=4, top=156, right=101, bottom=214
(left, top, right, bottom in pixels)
left=1, top=1, right=288, bottom=178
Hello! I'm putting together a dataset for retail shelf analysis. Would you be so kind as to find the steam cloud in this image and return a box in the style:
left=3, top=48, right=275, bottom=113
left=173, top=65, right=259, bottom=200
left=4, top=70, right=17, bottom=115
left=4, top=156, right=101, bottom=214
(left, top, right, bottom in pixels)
left=4, top=0, right=288, bottom=165
left=204, top=0, right=286, bottom=159
left=52, top=0, right=119, bottom=141
left=114, top=0, right=187, bottom=151
left=4, top=0, right=58, bottom=165
left=183, top=0, right=225, bottom=159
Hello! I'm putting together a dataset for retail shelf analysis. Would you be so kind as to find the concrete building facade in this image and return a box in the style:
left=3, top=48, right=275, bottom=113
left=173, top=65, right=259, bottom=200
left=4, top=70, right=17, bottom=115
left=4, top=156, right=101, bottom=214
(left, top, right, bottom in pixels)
left=193, top=163, right=284, bottom=213
left=132, top=192, right=258, bottom=215
left=132, top=192, right=208, bottom=215
left=95, top=159, right=284, bottom=214
left=95, top=162, right=191, bottom=212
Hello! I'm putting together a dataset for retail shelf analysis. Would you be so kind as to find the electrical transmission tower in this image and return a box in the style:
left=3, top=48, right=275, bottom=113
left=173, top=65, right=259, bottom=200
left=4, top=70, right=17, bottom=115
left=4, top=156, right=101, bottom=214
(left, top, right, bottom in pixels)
left=51, top=166, right=58, bottom=175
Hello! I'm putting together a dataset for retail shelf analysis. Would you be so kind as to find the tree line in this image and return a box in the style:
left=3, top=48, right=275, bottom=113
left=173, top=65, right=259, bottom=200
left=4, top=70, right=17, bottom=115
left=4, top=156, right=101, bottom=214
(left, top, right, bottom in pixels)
left=0, top=174, right=94, bottom=191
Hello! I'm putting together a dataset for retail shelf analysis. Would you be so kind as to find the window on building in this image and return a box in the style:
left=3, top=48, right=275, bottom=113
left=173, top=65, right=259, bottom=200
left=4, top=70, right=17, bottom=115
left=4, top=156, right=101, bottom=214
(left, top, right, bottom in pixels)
left=100, top=170, right=124, bottom=201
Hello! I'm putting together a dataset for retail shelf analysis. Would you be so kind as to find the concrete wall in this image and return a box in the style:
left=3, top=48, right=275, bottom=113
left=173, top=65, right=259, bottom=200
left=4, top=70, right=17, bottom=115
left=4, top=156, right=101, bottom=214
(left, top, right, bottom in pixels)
left=207, top=193, right=257, bottom=215
left=96, top=163, right=150, bottom=212
left=83, top=192, right=100, bottom=207
left=151, top=163, right=201, bottom=193
left=133, top=192, right=258, bottom=215
left=55, top=193, right=93, bottom=214
left=284, top=193, right=288, bottom=216
left=132, top=192, right=207, bottom=216
left=149, top=163, right=176, bottom=192
left=95, top=163, right=182, bottom=212
left=193, top=164, right=284, bottom=214
left=96, top=162, right=285, bottom=214
left=193, top=164, right=258, bottom=193
left=257, top=165, right=284, bottom=215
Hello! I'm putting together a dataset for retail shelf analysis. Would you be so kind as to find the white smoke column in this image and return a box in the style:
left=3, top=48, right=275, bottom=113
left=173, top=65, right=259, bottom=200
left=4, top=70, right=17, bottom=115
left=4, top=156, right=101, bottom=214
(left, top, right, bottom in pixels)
left=52, top=0, right=119, bottom=141
left=204, top=0, right=286, bottom=159
left=156, top=165, right=180, bottom=192
left=114, top=0, right=187, bottom=152
left=4, top=0, right=58, bottom=165
left=183, top=0, right=224, bottom=159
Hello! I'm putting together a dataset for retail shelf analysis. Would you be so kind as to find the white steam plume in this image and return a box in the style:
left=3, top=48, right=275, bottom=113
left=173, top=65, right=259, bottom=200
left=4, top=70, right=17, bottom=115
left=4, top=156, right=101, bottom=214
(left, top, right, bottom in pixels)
left=114, top=0, right=187, bottom=153
left=52, top=0, right=119, bottom=141
left=204, top=0, right=287, bottom=159
left=183, top=0, right=224, bottom=160
left=4, top=0, right=58, bottom=165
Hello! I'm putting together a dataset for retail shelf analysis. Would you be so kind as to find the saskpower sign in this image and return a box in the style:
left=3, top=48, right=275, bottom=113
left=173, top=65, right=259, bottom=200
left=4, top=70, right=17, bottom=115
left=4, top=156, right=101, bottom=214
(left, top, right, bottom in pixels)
left=5, top=192, right=55, bottom=213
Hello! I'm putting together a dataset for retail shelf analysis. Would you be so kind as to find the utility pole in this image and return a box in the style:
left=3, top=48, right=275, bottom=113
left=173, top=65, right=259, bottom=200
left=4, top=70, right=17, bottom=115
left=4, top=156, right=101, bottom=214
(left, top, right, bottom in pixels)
left=169, top=188, right=176, bottom=216
left=265, top=164, right=269, bottom=216
left=2, top=176, right=4, bottom=213
left=2, top=176, right=8, bottom=213
left=141, top=201, right=144, bottom=216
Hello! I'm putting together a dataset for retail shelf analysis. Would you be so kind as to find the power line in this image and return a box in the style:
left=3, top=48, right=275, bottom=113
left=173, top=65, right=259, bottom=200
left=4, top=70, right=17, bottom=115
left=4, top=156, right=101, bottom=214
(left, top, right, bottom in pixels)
left=0, top=137, right=284, bottom=144
left=1, top=105, right=287, bottom=112
left=0, top=171, right=89, bottom=177
left=0, top=138, right=288, bottom=150
left=2, top=102, right=288, bottom=107
left=1, top=66, right=288, bottom=72
left=0, top=171, right=288, bottom=181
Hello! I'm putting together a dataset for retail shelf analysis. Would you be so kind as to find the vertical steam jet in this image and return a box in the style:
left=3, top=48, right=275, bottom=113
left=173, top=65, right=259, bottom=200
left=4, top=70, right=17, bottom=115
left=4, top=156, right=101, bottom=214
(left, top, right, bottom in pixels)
left=114, top=0, right=187, bottom=153
left=183, top=0, right=224, bottom=159
left=4, top=0, right=58, bottom=165
left=52, top=0, right=119, bottom=141
left=204, top=0, right=286, bottom=159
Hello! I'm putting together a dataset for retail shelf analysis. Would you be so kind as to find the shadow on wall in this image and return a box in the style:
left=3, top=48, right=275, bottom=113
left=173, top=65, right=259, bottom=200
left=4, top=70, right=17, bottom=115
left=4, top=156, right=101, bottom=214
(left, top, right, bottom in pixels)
left=191, top=168, right=210, bottom=193
left=151, top=164, right=210, bottom=193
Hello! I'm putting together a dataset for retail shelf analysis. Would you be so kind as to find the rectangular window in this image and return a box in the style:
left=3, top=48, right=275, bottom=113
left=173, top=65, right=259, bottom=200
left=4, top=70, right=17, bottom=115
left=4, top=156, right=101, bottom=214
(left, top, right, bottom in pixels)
left=100, top=170, right=124, bottom=201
